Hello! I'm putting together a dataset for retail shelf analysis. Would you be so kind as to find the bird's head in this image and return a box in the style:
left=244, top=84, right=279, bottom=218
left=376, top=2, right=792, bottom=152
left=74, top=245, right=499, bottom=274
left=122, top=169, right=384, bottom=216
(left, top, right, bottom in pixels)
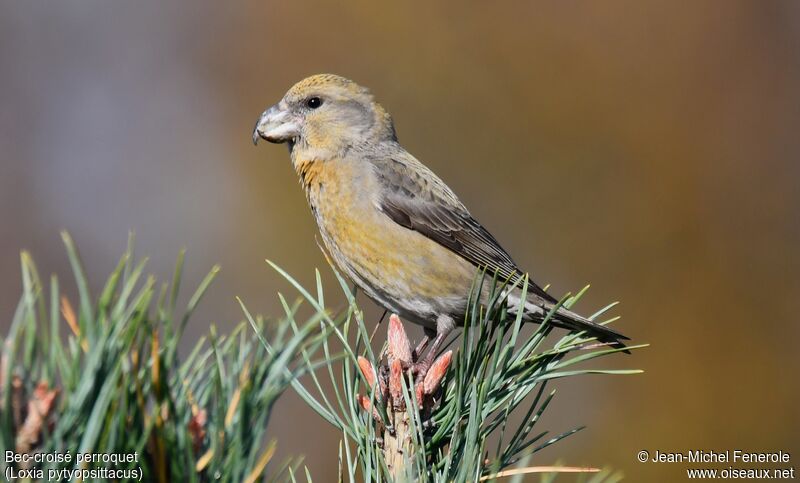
left=253, top=74, right=396, bottom=153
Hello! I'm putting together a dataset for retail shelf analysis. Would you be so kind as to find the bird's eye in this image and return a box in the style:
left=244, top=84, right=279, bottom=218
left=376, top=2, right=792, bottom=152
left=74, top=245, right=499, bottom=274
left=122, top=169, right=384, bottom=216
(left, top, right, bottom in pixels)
left=306, top=97, right=323, bottom=109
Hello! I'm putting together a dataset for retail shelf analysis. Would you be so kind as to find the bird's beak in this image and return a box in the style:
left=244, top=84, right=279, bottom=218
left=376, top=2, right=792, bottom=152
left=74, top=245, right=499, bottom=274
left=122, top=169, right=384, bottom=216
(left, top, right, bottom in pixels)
left=252, top=103, right=300, bottom=145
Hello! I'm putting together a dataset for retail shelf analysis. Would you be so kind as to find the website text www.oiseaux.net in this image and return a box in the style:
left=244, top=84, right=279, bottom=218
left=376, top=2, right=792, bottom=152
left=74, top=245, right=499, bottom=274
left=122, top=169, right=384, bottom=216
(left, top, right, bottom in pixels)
left=637, top=449, right=795, bottom=480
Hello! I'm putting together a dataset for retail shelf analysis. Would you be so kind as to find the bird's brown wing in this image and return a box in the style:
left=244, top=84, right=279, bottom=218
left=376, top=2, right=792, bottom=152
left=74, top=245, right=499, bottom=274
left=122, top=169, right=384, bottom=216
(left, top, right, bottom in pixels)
left=372, top=154, right=558, bottom=303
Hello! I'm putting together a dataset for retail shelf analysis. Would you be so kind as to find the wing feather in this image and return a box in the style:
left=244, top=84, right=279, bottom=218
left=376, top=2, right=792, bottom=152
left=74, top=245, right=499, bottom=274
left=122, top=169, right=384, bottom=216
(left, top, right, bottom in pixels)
left=372, top=154, right=557, bottom=303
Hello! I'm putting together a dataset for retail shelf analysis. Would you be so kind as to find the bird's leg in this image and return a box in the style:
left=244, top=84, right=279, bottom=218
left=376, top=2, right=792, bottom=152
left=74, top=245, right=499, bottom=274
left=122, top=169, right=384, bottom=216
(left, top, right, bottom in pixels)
left=413, top=328, right=436, bottom=361
left=412, top=315, right=455, bottom=380
left=413, top=333, right=446, bottom=380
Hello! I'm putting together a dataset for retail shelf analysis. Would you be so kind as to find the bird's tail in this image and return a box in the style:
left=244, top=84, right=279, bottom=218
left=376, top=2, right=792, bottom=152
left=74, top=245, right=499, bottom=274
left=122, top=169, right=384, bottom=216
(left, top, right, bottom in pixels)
left=505, top=291, right=629, bottom=349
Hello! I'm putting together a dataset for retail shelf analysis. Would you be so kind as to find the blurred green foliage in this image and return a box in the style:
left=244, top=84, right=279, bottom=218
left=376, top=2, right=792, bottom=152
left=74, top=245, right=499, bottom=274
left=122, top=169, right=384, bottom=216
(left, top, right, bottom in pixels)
left=1, top=233, right=333, bottom=482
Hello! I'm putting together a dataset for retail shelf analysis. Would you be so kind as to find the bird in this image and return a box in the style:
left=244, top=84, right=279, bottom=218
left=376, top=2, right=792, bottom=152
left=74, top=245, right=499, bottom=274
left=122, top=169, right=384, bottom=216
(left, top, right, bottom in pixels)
left=253, top=74, right=627, bottom=372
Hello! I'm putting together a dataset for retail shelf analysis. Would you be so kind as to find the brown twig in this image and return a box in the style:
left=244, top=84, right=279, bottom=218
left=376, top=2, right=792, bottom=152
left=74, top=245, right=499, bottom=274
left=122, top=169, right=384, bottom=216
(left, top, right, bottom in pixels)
left=15, top=382, right=59, bottom=456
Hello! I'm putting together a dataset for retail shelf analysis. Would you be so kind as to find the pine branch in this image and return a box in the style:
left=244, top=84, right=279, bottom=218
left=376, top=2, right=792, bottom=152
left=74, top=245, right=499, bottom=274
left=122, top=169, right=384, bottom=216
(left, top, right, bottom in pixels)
left=263, top=263, right=646, bottom=482
left=1, top=233, right=325, bottom=481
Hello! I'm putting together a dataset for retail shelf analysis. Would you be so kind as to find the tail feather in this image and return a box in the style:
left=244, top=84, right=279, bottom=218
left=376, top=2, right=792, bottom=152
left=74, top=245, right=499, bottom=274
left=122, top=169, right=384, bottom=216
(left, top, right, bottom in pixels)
left=549, top=306, right=628, bottom=341
left=505, top=291, right=630, bottom=348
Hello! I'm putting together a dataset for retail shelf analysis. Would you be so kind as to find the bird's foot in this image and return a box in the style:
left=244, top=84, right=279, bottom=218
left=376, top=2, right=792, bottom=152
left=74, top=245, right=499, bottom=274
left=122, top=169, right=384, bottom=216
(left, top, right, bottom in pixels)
left=409, top=348, right=452, bottom=399
left=410, top=359, right=432, bottom=383
left=355, top=315, right=454, bottom=413
left=412, top=336, right=430, bottom=361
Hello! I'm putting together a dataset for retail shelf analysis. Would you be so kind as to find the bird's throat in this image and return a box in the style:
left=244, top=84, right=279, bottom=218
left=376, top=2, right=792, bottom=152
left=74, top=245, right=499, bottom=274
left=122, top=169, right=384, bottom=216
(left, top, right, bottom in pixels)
left=293, top=158, right=324, bottom=195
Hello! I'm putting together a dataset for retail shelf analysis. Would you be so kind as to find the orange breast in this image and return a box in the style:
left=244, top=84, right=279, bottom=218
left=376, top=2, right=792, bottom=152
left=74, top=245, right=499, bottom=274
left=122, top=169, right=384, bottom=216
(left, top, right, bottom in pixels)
left=294, top=157, right=476, bottom=307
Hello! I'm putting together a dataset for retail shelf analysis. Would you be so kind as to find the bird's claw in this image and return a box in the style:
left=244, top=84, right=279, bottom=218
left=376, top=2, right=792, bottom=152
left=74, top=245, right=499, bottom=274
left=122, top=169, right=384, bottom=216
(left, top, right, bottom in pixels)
left=356, top=315, right=453, bottom=413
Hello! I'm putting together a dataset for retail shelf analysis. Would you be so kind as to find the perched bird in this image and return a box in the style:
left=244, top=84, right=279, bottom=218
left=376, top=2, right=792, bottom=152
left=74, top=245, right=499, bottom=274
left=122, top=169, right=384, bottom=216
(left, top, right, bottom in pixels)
left=253, top=74, right=627, bottom=371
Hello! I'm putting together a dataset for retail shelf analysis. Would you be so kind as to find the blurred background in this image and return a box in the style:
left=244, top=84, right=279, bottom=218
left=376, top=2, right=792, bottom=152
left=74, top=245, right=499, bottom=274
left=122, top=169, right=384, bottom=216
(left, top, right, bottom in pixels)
left=1, top=1, right=798, bottom=480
